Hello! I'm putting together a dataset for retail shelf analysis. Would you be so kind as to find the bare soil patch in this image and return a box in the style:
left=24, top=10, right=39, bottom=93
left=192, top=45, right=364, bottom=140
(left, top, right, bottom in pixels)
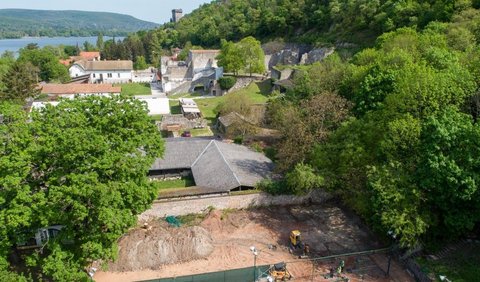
left=94, top=204, right=413, bottom=282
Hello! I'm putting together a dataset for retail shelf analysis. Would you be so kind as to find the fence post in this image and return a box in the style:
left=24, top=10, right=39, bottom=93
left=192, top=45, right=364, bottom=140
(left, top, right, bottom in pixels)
left=311, top=260, right=315, bottom=282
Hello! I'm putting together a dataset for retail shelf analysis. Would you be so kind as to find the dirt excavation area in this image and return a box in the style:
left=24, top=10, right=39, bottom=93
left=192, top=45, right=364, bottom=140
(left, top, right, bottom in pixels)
left=94, top=204, right=414, bottom=282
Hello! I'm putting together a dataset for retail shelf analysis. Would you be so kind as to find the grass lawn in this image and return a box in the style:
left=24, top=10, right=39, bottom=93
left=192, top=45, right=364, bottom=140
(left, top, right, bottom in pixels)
left=150, top=115, right=163, bottom=121
left=228, top=79, right=272, bottom=103
left=120, top=83, right=151, bottom=96
left=195, top=97, right=224, bottom=124
left=152, top=176, right=195, bottom=190
left=190, top=127, right=214, bottom=137
left=417, top=243, right=480, bottom=281
left=169, top=100, right=182, bottom=114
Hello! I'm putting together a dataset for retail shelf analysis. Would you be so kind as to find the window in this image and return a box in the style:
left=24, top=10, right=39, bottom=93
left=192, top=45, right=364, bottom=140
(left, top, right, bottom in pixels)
left=93, top=73, right=96, bottom=78
left=118, top=73, right=121, bottom=78
left=107, top=73, right=113, bottom=78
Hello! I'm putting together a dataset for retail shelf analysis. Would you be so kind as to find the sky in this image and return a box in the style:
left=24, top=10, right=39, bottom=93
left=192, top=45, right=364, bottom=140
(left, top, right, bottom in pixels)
left=0, top=0, right=211, bottom=24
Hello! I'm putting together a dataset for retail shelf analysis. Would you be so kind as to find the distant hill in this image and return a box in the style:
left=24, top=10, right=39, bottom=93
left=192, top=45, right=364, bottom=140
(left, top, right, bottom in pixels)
left=0, top=9, right=159, bottom=39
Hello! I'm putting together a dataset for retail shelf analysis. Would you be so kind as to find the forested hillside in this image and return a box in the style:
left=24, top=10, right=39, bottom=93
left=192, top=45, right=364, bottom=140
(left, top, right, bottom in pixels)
left=104, top=0, right=473, bottom=65
left=0, top=9, right=159, bottom=39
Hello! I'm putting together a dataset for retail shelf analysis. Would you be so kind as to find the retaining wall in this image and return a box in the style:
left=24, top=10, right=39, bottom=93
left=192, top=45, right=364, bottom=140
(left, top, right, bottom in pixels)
left=139, top=189, right=332, bottom=221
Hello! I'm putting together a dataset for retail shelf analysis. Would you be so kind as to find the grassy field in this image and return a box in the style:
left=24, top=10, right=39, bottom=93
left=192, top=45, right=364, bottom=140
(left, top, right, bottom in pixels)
left=152, top=176, right=195, bottom=190
left=417, top=243, right=480, bottom=281
left=120, top=83, right=151, bottom=96
left=194, top=80, right=272, bottom=124
left=230, top=79, right=272, bottom=103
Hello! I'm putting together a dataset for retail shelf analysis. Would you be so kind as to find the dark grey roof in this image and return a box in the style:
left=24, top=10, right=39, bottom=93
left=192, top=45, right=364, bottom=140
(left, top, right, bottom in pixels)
left=150, top=138, right=274, bottom=191
left=150, top=138, right=212, bottom=170
left=191, top=142, right=241, bottom=191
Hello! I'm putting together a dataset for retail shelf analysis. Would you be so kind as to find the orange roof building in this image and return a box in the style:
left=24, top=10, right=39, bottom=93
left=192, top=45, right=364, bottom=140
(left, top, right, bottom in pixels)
left=79, top=51, right=101, bottom=61
left=40, top=83, right=121, bottom=98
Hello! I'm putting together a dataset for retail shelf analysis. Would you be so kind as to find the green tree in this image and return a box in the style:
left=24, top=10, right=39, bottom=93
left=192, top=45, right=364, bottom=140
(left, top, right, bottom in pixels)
left=0, top=102, right=34, bottom=280
left=0, top=96, right=164, bottom=279
left=418, top=108, right=480, bottom=238
left=238, top=36, right=265, bottom=76
left=83, top=41, right=95, bottom=51
left=217, top=39, right=243, bottom=75
left=218, top=76, right=237, bottom=90
left=18, top=48, right=70, bottom=83
left=64, top=45, right=79, bottom=57
left=285, top=163, right=324, bottom=195
left=96, top=33, right=104, bottom=50
left=134, top=56, right=148, bottom=70
left=0, top=61, right=40, bottom=103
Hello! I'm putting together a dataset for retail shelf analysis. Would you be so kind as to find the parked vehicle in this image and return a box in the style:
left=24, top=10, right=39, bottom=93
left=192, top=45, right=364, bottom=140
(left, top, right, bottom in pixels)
left=16, top=225, right=64, bottom=249
left=181, top=131, right=192, bottom=137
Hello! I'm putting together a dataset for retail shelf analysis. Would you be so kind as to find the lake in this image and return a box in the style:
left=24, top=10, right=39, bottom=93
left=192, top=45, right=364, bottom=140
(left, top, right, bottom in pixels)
left=0, top=36, right=124, bottom=56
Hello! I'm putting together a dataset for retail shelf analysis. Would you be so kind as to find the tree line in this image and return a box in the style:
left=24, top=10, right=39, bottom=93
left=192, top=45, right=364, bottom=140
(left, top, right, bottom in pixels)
left=265, top=6, right=480, bottom=247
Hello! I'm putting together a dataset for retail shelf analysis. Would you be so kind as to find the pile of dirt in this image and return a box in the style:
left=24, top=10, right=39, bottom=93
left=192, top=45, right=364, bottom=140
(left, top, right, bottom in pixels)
left=109, top=222, right=214, bottom=272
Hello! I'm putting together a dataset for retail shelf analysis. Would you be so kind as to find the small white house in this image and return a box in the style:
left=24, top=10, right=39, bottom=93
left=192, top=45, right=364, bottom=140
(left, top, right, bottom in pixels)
left=69, top=60, right=133, bottom=84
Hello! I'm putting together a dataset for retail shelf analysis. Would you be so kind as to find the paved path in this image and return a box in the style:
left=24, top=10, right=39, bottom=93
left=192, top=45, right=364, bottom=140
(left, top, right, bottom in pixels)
left=150, top=83, right=166, bottom=97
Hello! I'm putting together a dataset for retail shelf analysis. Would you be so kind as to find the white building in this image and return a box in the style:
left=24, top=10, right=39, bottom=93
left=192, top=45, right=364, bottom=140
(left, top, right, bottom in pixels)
left=69, top=60, right=133, bottom=84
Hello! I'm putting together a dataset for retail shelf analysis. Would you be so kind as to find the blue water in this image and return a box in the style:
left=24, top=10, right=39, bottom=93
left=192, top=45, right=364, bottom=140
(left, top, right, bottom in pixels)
left=0, top=36, right=124, bottom=56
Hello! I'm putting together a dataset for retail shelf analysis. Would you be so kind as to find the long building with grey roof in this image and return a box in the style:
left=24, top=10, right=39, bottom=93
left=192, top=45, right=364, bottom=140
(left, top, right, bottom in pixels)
left=150, top=138, right=274, bottom=192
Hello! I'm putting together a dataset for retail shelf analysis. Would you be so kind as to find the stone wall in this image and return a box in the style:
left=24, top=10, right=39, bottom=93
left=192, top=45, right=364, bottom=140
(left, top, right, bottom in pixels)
left=226, top=77, right=262, bottom=94
left=139, top=189, right=332, bottom=220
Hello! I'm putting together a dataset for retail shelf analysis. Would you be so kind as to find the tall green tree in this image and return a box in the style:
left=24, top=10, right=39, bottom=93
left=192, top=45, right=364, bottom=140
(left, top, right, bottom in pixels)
left=0, top=61, right=40, bottom=103
left=217, top=39, right=243, bottom=75
left=238, top=36, right=265, bottom=76
left=96, top=33, right=104, bottom=50
left=134, top=56, right=148, bottom=70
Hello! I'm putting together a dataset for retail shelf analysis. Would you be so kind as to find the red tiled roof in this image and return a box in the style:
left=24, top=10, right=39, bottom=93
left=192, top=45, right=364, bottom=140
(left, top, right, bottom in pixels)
left=59, top=59, right=73, bottom=66
left=79, top=51, right=101, bottom=60
left=40, top=84, right=121, bottom=95
left=189, top=49, right=220, bottom=53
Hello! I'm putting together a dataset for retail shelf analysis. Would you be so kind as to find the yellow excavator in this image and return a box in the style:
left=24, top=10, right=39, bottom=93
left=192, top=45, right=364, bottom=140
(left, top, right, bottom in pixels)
left=289, top=230, right=310, bottom=258
left=268, top=262, right=292, bottom=281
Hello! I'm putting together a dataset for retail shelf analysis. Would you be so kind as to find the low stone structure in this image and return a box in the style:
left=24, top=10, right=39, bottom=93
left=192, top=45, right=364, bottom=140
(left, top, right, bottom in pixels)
left=140, top=189, right=332, bottom=219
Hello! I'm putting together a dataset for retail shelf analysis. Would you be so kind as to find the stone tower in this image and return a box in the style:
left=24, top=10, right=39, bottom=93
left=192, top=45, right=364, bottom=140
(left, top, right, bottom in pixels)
left=171, top=9, right=183, bottom=23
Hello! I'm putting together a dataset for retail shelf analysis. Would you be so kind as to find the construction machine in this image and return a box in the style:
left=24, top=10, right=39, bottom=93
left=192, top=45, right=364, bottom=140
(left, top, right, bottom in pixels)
left=289, top=230, right=310, bottom=258
left=268, top=262, right=292, bottom=281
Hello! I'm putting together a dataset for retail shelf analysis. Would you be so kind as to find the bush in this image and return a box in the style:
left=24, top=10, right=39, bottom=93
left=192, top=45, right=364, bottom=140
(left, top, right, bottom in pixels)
left=218, top=76, right=237, bottom=90
left=233, top=135, right=243, bottom=144
left=256, top=179, right=292, bottom=195
left=285, top=163, right=323, bottom=195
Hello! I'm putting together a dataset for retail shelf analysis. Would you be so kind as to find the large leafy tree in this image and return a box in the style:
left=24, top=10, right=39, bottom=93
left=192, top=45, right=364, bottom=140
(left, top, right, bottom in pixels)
left=0, top=95, right=164, bottom=280
left=216, top=39, right=243, bottom=75
left=418, top=108, right=480, bottom=238
left=238, top=36, right=265, bottom=76
left=18, top=48, right=70, bottom=83
left=0, top=103, right=34, bottom=280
